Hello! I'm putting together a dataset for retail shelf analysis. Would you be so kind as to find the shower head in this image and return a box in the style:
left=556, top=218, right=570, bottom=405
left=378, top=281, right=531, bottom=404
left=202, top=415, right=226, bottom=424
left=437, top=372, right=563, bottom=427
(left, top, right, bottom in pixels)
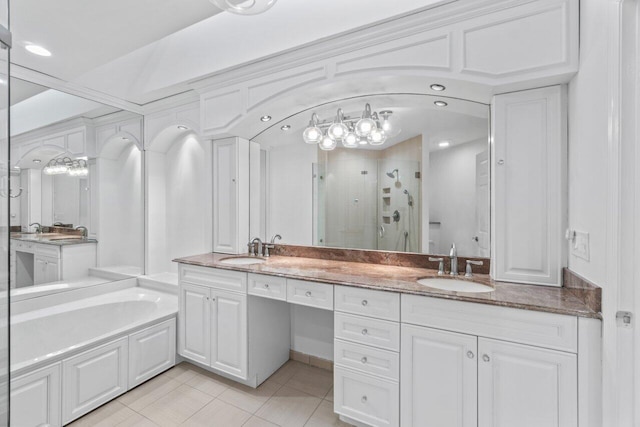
left=386, top=169, right=398, bottom=178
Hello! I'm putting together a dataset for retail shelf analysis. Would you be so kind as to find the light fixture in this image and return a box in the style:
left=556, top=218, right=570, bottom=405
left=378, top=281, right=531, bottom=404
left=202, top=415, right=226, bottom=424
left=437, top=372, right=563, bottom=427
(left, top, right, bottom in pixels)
left=303, top=103, right=397, bottom=151
left=43, top=157, right=89, bottom=177
left=68, top=159, right=89, bottom=177
left=280, top=125, right=291, bottom=131
left=177, top=125, right=189, bottom=130
left=25, top=44, right=52, bottom=57
left=319, top=135, right=337, bottom=151
left=209, top=0, right=277, bottom=15
left=32, top=159, right=41, bottom=164
left=434, top=100, right=448, bottom=107
left=430, top=84, right=446, bottom=91
left=260, top=115, right=272, bottom=122
left=439, top=141, right=450, bottom=148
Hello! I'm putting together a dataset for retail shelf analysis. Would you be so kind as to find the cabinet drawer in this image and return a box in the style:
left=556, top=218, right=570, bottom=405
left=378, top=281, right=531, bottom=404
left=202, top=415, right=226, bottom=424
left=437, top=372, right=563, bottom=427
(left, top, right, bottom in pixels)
left=335, top=286, right=399, bottom=321
left=248, top=273, right=286, bottom=301
left=402, top=294, right=578, bottom=352
left=335, top=312, right=400, bottom=352
left=287, top=279, right=334, bottom=310
left=35, top=244, right=60, bottom=258
left=180, top=264, right=247, bottom=293
left=335, top=339, right=399, bottom=381
left=334, top=366, right=399, bottom=427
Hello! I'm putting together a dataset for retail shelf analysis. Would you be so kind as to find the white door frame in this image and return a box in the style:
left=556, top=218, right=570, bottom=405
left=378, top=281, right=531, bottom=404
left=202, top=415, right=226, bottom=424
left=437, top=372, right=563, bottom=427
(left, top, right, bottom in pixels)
left=605, top=0, right=639, bottom=424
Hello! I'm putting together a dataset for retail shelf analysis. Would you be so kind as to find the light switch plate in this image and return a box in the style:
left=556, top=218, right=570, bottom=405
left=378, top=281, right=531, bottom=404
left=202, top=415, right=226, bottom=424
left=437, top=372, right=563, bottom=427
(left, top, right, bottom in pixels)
left=571, top=231, right=590, bottom=261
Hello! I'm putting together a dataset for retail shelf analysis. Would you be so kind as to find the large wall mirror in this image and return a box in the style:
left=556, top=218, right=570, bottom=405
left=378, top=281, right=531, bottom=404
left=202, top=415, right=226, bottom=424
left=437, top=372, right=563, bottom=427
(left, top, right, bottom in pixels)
left=252, top=93, right=489, bottom=258
left=9, top=77, right=144, bottom=290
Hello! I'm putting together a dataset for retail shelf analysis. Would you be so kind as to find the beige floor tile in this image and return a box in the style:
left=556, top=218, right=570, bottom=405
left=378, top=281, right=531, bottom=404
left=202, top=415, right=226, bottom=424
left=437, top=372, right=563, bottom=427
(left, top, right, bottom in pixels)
left=116, top=412, right=160, bottom=427
left=255, top=386, right=322, bottom=427
left=324, top=387, right=333, bottom=403
left=284, top=365, right=333, bottom=398
left=118, top=374, right=182, bottom=411
left=68, top=400, right=136, bottom=427
left=185, top=370, right=229, bottom=397
left=139, top=384, right=214, bottom=427
left=270, top=360, right=305, bottom=384
left=182, top=399, right=252, bottom=426
left=243, top=416, right=280, bottom=427
left=218, top=377, right=282, bottom=413
left=304, top=400, right=352, bottom=427
left=163, top=362, right=200, bottom=383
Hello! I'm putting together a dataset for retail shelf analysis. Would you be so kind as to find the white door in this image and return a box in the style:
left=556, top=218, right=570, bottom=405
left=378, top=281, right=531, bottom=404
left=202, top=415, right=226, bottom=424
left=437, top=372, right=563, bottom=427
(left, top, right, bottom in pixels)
left=478, top=338, right=577, bottom=427
left=210, top=289, right=247, bottom=379
left=475, top=150, right=489, bottom=257
left=401, top=324, right=477, bottom=427
left=179, top=282, right=211, bottom=365
left=11, top=364, right=61, bottom=427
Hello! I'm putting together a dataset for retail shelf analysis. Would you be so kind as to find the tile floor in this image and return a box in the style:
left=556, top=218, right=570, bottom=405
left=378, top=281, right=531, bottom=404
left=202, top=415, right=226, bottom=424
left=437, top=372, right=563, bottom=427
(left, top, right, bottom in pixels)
left=68, top=360, right=352, bottom=427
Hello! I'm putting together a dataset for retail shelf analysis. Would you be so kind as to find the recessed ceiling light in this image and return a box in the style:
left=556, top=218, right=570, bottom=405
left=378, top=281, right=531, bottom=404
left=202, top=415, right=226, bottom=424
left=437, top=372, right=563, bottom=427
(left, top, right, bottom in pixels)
left=379, top=110, right=393, bottom=115
left=13, top=166, right=20, bottom=170
left=177, top=125, right=189, bottom=130
left=25, top=44, right=52, bottom=57
left=32, top=159, right=42, bottom=164
left=438, top=141, right=450, bottom=148
left=434, top=100, right=448, bottom=107
left=121, top=136, right=129, bottom=141
left=260, top=115, right=272, bottom=122
left=280, top=125, right=291, bottom=131
left=430, top=84, right=446, bottom=91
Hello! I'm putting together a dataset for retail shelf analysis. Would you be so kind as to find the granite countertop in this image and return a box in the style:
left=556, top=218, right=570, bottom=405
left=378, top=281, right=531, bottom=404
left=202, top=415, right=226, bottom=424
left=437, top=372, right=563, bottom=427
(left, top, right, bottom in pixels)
left=11, top=233, right=98, bottom=246
left=174, top=252, right=601, bottom=319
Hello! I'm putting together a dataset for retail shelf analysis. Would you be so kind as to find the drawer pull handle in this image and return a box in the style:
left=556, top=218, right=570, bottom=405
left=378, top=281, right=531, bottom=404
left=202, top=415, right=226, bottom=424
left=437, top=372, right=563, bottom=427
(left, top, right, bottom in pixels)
left=467, top=351, right=474, bottom=359
left=361, top=357, right=367, bottom=364
left=361, top=300, right=368, bottom=306
left=361, top=396, right=367, bottom=403
left=264, top=284, right=270, bottom=289
left=361, top=329, right=368, bottom=336
left=305, top=291, right=312, bottom=297
left=482, top=354, right=490, bottom=362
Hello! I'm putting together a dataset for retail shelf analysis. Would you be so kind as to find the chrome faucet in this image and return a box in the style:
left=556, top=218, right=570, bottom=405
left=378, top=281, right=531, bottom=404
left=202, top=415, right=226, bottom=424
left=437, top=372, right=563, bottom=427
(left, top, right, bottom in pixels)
left=249, top=237, right=263, bottom=256
left=263, top=234, right=282, bottom=257
left=449, top=243, right=458, bottom=276
left=29, top=222, right=42, bottom=233
left=75, top=226, right=88, bottom=238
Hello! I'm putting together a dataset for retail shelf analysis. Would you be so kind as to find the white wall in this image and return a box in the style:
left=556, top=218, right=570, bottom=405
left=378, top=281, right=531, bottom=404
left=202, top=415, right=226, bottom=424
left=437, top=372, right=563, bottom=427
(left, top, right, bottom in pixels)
left=429, top=139, right=486, bottom=256
left=267, top=143, right=317, bottom=245
left=290, top=305, right=334, bottom=361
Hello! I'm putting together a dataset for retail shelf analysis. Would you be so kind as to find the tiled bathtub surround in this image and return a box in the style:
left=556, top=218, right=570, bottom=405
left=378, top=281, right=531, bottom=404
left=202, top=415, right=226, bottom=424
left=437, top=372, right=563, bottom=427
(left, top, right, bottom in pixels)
left=563, top=268, right=602, bottom=313
left=271, top=244, right=491, bottom=275
left=174, top=252, right=601, bottom=319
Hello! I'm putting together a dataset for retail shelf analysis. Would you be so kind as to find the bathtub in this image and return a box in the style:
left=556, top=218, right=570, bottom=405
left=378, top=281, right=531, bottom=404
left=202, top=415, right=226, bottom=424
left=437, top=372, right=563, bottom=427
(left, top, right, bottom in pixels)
left=10, top=285, right=178, bottom=426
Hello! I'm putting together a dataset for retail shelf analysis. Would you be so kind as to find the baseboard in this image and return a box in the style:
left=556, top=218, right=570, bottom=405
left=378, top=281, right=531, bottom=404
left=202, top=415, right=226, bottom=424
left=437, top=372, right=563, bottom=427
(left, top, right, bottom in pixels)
left=289, top=350, right=333, bottom=371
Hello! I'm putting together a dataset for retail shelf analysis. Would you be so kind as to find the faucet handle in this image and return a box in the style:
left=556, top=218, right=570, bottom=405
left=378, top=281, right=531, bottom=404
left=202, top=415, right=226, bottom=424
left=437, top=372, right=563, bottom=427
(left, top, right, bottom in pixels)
left=465, top=260, right=484, bottom=277
left=429, top=257, right=445, bottom=275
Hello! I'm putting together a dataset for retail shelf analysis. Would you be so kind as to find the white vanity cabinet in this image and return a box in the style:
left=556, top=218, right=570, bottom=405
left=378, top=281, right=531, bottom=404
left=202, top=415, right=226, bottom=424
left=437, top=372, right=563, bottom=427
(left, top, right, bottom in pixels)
left=492, top=85, right=567, bottom=286
left=401, top=294, right=579, bottom=427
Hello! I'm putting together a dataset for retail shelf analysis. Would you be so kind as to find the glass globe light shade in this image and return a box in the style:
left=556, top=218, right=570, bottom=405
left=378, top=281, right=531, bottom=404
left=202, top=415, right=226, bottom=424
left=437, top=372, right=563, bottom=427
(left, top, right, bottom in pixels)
left=355, top=117, right=376, bottom=137
left=368, top=128, right=387, bottom=145
left=209, top=0, right=277, bottom=15
left=342, top=132, right=359, bottom=148
left=319, top=135, right=337, bottom=151
left=303, top=126, right=323, bottom=144
left=328, top=122, right=349, bottom=141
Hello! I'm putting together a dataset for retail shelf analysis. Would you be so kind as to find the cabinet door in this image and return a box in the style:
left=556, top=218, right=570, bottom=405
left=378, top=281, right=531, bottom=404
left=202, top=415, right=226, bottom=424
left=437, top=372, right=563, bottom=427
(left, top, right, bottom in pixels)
left=34, top=255, right=59, bottom=285
left=401, top=324, right=477, bottom=427
left=62, top=337, right=128, bottom=424
left=211, top=289, right=247, bottom=379
left=129, top=318, right=176, bottom=388
left=45, top=257, right=60, bottom=283
left=179, top=283, right=211, bottom=365
left=492, top=85, right=566, bottom=286
left=478, top=338, right=577, bottom=427
left=11, top=363, right=61, bottom=427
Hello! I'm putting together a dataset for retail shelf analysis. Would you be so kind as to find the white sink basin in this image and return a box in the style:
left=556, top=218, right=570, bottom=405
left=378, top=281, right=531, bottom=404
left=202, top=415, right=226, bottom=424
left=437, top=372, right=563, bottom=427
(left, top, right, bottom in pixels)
left=219, top=256, right=266, bottom=266
left=417, top=277, right=494, bottom=293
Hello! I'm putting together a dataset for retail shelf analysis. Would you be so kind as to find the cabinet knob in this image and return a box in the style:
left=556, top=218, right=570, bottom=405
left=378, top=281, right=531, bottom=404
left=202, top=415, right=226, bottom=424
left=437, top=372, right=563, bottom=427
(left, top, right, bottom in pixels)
left=497, top=159, right=505, bottom=165
left=305, top=291, right=312, bottom=297
left=361, top=396, right=367, bottom=403
left=361, top=357, right=368, bottom=364
left=482, top=354, right=490, bottom=362
left=264, top=284, right=270, bottom=289
left=467, top=351, right=474, bottom=359
left=361, top=329, right=368, bottom=336
left=212, top=298, right=216, bottom=301
left=361, top=300, right=368, bottom=306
